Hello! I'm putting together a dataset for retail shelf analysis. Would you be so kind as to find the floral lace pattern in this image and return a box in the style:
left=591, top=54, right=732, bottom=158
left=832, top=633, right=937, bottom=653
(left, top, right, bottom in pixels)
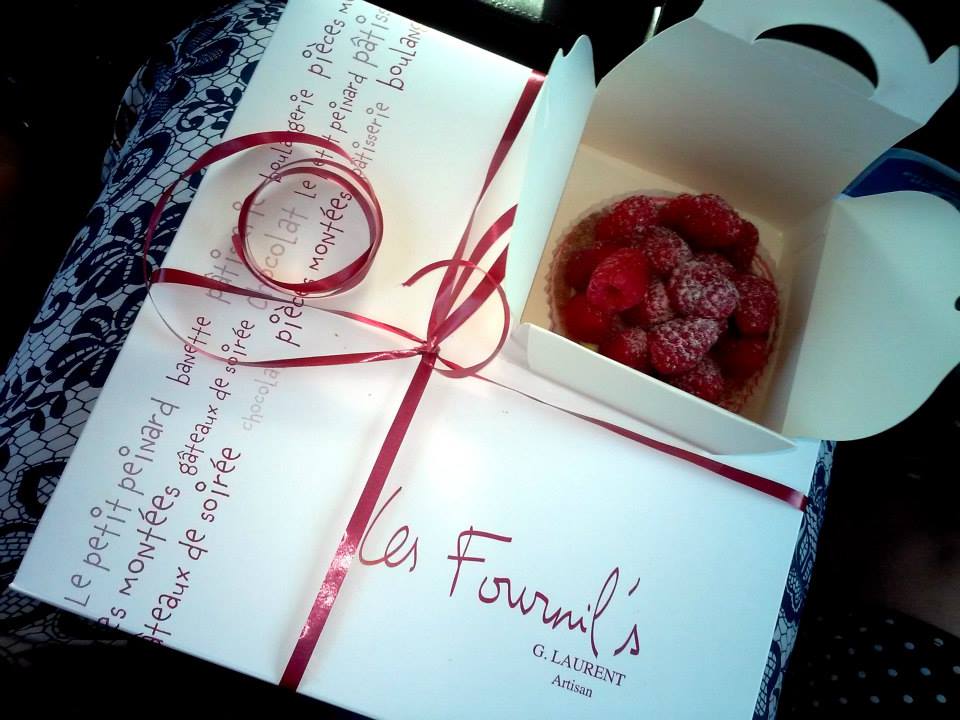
left=0, top=0, right=279, bottom=658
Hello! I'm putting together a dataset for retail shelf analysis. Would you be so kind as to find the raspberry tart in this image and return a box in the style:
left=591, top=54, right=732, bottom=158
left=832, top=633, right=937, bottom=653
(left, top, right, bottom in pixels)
left=549, top=192, right=780, bottom=412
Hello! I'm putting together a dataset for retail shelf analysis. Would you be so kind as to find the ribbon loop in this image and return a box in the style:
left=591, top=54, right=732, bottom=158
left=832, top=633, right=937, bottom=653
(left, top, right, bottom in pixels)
left=401, top=257, right=511, bottom=379
left=143, top=130, right=383, bottom=299
left=234, top=158, right=383, bottom=297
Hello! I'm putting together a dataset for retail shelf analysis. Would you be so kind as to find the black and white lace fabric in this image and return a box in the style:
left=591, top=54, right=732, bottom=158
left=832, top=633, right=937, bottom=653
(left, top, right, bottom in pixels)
left=0, top=2, right=833, bottom=715
left=0, top=0, right=280, bottom=664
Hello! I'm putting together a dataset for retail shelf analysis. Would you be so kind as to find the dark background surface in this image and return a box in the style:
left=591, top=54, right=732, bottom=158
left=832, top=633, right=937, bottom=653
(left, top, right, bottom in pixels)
left=1, top=0, right=958, bottom=715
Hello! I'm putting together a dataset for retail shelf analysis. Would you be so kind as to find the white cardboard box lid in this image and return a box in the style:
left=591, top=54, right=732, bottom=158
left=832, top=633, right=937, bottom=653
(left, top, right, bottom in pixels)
left=516, top=322, right=796, bottom=454
left=584, top=0, right=958, bottom=227
left=504, top=37, right=595, bottom=319
left=769, top=190, right=960, bottom=440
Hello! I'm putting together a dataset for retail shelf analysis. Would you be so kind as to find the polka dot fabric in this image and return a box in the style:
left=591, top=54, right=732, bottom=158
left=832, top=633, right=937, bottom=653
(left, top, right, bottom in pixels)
left=780, top=606, right=960, bottom=716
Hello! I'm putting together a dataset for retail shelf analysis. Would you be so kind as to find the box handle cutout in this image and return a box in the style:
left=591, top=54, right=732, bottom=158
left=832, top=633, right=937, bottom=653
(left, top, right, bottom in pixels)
left=756, top=24, right=877, bottom=88
left=697, top=0, right=958, bottom=121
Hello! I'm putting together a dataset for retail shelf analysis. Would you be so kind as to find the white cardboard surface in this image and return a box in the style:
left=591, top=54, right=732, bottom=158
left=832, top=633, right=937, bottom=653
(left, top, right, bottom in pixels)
left=772, top=191, right=960, bottom=439
left=13, top=297, right=819, bottom=719
left=697, top=0, right=959, bottom=122
left=586, top=0, right=957, bottom=226
left=157, top=0, right=533, bottom=354
left=508, top=36, right=595, bottom=321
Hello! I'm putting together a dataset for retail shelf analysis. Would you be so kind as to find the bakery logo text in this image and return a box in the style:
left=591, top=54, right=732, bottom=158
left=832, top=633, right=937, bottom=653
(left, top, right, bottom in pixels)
left=359, top=485, right=641, bottom=693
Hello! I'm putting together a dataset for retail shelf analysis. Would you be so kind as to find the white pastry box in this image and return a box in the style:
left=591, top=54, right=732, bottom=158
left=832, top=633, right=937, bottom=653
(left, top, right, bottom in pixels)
left=507, top=0, right=960, bottom=454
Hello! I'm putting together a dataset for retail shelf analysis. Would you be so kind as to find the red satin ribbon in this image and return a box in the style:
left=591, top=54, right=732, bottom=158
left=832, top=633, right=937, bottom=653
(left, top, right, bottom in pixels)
left=142, top=71, right=807, bottom=692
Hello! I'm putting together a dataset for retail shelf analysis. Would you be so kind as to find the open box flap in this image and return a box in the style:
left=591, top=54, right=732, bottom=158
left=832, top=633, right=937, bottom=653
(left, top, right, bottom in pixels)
left=583, top=0, right=958, bottom=227
left=517, top=323, right=796, bottom=455
left=767, top=191, right=960, bottom=440
left=506, top=36, right=595, bottom=320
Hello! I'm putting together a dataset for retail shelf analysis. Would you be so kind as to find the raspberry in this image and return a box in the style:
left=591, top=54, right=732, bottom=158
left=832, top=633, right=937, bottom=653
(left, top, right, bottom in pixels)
left=586, top=248, right=651, bottom=313
left=563, top=246, right=617, bottom=291
left=599, top=327, right=650, bottom=371
left=640, top=226, right=692, bottom=276
left=725, top=221, right=759, bottom=271
left=622, top=279, right=675, bottom=328
left=667, top=356, right=725, bottom=403
left=594, top=195, right=662, bottom=246
left=714, top=335, right=770, bottom=379
left=694, top=251, right=736, bottom=277
left=562, top=294, right=613, bottom=344
left=648, top=318, right=722, bottom=375
left=661, top=193, right=743, bottom=249
left=667, top=261, right=739, bottom=320
left=733, top=274, right=778, bottom=335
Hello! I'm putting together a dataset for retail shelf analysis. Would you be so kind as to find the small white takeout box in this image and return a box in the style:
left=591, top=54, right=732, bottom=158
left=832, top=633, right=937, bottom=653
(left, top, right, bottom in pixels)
left=506, top=0, right=960, bottom=454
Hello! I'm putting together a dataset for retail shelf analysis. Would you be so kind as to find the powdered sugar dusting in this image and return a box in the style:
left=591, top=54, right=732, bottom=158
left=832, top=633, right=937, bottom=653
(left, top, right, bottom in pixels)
left=667, top=262, right=738, bottom=319
left=668, top=355, right=725, bottom=402
left=642, top=226, right=692, bottom=276
left=595, top=195, right=663, bottom=245
left=623, top=279, right=675, bottom=328
left=649, top=318, right=722, bottom=375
